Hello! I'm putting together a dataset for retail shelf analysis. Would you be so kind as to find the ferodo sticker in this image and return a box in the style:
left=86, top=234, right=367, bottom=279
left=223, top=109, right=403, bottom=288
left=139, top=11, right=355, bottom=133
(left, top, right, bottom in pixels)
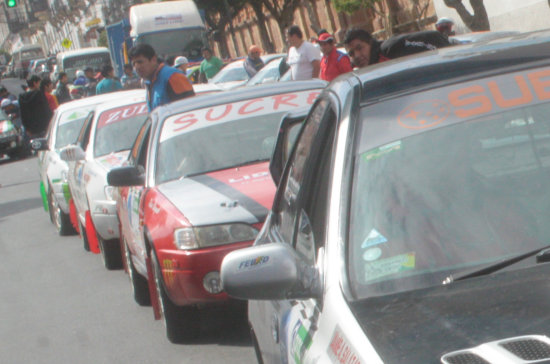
left=96, top=102, right=148, bottom=129
left=236, top=255, right=271, bottom=273
left=160, top=89, right=321, bottom=142
left=364, top=252, right=415, bottom=282
left=327, top=326, right=363, bottom=364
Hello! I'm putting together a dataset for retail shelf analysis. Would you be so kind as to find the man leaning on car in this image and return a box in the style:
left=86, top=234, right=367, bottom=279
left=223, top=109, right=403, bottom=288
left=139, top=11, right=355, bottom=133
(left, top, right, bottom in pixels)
left=128, top=43, right=195, bottom=111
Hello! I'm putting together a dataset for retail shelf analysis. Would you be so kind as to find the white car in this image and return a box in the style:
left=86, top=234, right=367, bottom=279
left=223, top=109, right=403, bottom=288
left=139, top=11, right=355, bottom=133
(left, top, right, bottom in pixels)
left=33, top=93, right=123, bottom=235
left=61, top=89, right=147, bottom=269
left=221, top=31, right=550, bottom=363
left=210, top=54, right=286, bottom=90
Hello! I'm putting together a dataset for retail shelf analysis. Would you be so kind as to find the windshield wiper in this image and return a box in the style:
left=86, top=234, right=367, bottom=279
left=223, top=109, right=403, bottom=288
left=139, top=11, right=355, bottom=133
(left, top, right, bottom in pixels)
left=183, top=158, right=269, bottom=179
left=442, top=245, right=550, bottom=285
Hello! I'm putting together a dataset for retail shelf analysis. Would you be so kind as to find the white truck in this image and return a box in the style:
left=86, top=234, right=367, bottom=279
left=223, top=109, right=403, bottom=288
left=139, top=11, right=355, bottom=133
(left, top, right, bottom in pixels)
left=129, top=0, right=208, bottom=62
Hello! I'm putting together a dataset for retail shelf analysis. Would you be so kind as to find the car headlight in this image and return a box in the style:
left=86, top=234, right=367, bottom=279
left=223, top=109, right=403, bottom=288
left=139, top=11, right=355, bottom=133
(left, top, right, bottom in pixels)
left=104, top=185, right=116, bottom=201
left=174, top=223, right=258, bottom=250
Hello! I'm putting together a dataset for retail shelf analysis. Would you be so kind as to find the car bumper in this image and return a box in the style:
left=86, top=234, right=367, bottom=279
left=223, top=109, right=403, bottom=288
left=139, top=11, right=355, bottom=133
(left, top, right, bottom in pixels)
left=157, top=240, right=253, bottom=306
left=90, top=200, right=119, bottom=240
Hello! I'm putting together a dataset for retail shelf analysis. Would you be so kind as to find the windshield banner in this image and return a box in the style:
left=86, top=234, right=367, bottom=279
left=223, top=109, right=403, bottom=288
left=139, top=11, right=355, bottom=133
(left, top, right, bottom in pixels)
left=160, top=90, right=321, bottom=142
left=97, top=102, right=148, bottom=129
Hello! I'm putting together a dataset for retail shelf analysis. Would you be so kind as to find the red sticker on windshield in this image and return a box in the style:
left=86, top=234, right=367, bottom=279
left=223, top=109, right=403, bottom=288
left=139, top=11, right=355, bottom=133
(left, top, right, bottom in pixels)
left=397, top=99, right=450, bottom=129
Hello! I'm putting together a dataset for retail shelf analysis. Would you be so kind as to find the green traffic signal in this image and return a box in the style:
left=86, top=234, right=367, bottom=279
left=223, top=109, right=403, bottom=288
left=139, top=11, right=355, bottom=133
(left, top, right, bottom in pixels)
left=6, top=0, right=16, bottom=7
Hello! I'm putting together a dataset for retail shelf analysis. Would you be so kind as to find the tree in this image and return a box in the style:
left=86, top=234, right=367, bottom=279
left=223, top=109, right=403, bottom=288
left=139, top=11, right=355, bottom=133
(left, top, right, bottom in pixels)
left=411, top=0, right=431, bottom=30
left=247, top=0, right=275, bottom=53
left=97, top=29, right=108, bottom=48
left=197, top=0, right=247, bottom=58
left=332, top=0, right=398, bottom=37
left=259, top=0, right=302, bottom=51
left=443, top=0, right=490, bottom=31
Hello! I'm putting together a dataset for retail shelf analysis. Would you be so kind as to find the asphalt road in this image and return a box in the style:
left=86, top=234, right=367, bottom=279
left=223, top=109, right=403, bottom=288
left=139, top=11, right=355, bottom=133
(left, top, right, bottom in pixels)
left=0, top=156, right=257, bottom=364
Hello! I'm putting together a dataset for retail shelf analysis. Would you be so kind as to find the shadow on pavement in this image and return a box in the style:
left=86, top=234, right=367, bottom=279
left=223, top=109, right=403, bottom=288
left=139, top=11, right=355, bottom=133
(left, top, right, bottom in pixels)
left=0, top=197, right=43, bottom=219
left=178, top=303, right=253, bottom=347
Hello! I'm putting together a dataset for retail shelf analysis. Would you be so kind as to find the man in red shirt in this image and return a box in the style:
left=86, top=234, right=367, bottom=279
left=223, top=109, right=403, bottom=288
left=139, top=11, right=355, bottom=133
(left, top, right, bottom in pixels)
left=318, top=33, right=353, bottom=82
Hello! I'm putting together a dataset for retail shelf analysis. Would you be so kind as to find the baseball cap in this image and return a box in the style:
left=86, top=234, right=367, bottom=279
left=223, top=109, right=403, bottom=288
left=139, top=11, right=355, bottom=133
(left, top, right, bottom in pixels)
left=174, top=56, right=188, bottom=67
left=1, top=98, right=12, bottom=108
left=318, top=33, right=334, bottom=43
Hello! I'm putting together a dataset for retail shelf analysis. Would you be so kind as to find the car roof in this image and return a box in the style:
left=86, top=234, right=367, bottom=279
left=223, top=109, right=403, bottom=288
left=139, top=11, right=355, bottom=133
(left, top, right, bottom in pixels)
left=92, top=89, right=146, bottom=115
left=153, top=79, right=327, bottom=121
left=54, top=92, right=125, bottom=114
left=351, top=29, right=550, bottom=104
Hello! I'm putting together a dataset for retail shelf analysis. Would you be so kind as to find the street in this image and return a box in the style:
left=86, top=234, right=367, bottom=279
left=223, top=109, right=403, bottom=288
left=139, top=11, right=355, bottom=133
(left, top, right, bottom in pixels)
left=0, top=156, right=256, bottom=364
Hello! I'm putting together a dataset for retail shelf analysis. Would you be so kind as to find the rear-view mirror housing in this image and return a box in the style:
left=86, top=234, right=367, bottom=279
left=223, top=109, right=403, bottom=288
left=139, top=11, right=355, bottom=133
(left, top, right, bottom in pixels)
left=107, top=166, right=145, bottom=187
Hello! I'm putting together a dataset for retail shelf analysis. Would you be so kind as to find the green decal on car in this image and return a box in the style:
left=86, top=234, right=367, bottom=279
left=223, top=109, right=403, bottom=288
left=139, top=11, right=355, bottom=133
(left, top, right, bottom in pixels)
left=40, top=181, right=48, bottom=212
left=363, top=140, right=401, bottom=162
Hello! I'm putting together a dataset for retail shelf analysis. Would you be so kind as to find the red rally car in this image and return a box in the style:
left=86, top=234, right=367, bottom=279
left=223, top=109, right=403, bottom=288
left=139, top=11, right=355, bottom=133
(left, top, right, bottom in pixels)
left=107, top=80, right=326, bottom=343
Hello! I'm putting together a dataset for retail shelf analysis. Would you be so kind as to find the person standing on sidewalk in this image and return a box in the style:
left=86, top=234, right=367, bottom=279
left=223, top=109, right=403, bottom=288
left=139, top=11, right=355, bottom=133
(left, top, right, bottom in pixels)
left=286, top=25, right=321, bottom=80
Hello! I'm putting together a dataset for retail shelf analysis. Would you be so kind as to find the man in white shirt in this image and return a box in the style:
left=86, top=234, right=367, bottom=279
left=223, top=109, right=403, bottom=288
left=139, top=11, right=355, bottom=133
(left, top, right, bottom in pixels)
left=287, top=25, right=321, bottom=80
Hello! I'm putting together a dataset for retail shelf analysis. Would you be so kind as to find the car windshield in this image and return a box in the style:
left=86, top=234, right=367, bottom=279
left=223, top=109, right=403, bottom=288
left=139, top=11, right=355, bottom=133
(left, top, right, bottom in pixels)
left=55, top=107, right=94, bottom=148
left=210, top=63, right=248, bottom=83
left=63, top=52, right=111, bottom=80
left=247, top=58, right=287, bottom=86
left=137, top=29, right=207, bottom=61
left=155, top=113, right=282, bottom=184
left=21, top=48, right=44, bottom=60
left=349, top=68, right=550, bottom=299
left=93, top=103, right=148, bottom=157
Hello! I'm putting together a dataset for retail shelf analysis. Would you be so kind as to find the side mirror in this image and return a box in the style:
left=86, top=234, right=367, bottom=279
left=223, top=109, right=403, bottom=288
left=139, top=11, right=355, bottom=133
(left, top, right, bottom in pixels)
left=221, top=243, right=316, bottom=300
left=59, top=144, right=85, bottom=161
left=107, top=166, right=145, bottom=186
left=30, top=138, right=48, bottom=151
left=270, top=109, right=309, bottom=185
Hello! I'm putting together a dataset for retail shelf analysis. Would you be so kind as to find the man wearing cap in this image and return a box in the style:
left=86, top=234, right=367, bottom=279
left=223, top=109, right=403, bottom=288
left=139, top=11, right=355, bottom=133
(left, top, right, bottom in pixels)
left=244, top=45, right=264, bottom=77
left=286, top=25, right=321, bottom=80
left=318, top=33, right=353, bottom=82
left=174, top=56, right=189, bottom=74
left=129, top=43, right=194, bottom=111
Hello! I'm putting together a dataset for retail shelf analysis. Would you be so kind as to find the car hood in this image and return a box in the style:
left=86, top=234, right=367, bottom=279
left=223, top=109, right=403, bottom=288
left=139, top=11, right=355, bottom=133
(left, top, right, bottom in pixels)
left=157, top=162, right=275, bottom=226
left=349, top=263, right=550, bottom=364
left=95, top=150, right=130, bottom=172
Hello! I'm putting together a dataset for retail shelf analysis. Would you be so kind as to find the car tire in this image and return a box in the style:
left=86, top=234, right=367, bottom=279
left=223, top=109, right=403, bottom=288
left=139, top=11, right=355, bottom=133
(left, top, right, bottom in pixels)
left=79, top=218, right=90, bottom=252
left=151, top=251, right=200, bottom=343
left=123, top=241, right=151, bottom=306
left=99, top=237, right=123, bottom=270
left=48, top=189, right=76, bottom=236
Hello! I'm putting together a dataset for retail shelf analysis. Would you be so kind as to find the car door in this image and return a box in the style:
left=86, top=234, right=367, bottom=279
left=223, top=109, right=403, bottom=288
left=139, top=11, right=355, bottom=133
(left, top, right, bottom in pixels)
left=122, top=119, right=151, bottom=275
left=251, top=96, right=338, bottom=363
left=70, top=111, right=94, bottom=222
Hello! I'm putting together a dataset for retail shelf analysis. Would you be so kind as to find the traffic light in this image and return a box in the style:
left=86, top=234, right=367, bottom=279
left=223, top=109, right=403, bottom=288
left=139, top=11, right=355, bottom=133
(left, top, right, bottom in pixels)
left=5, top=0, right=16, bottom=7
